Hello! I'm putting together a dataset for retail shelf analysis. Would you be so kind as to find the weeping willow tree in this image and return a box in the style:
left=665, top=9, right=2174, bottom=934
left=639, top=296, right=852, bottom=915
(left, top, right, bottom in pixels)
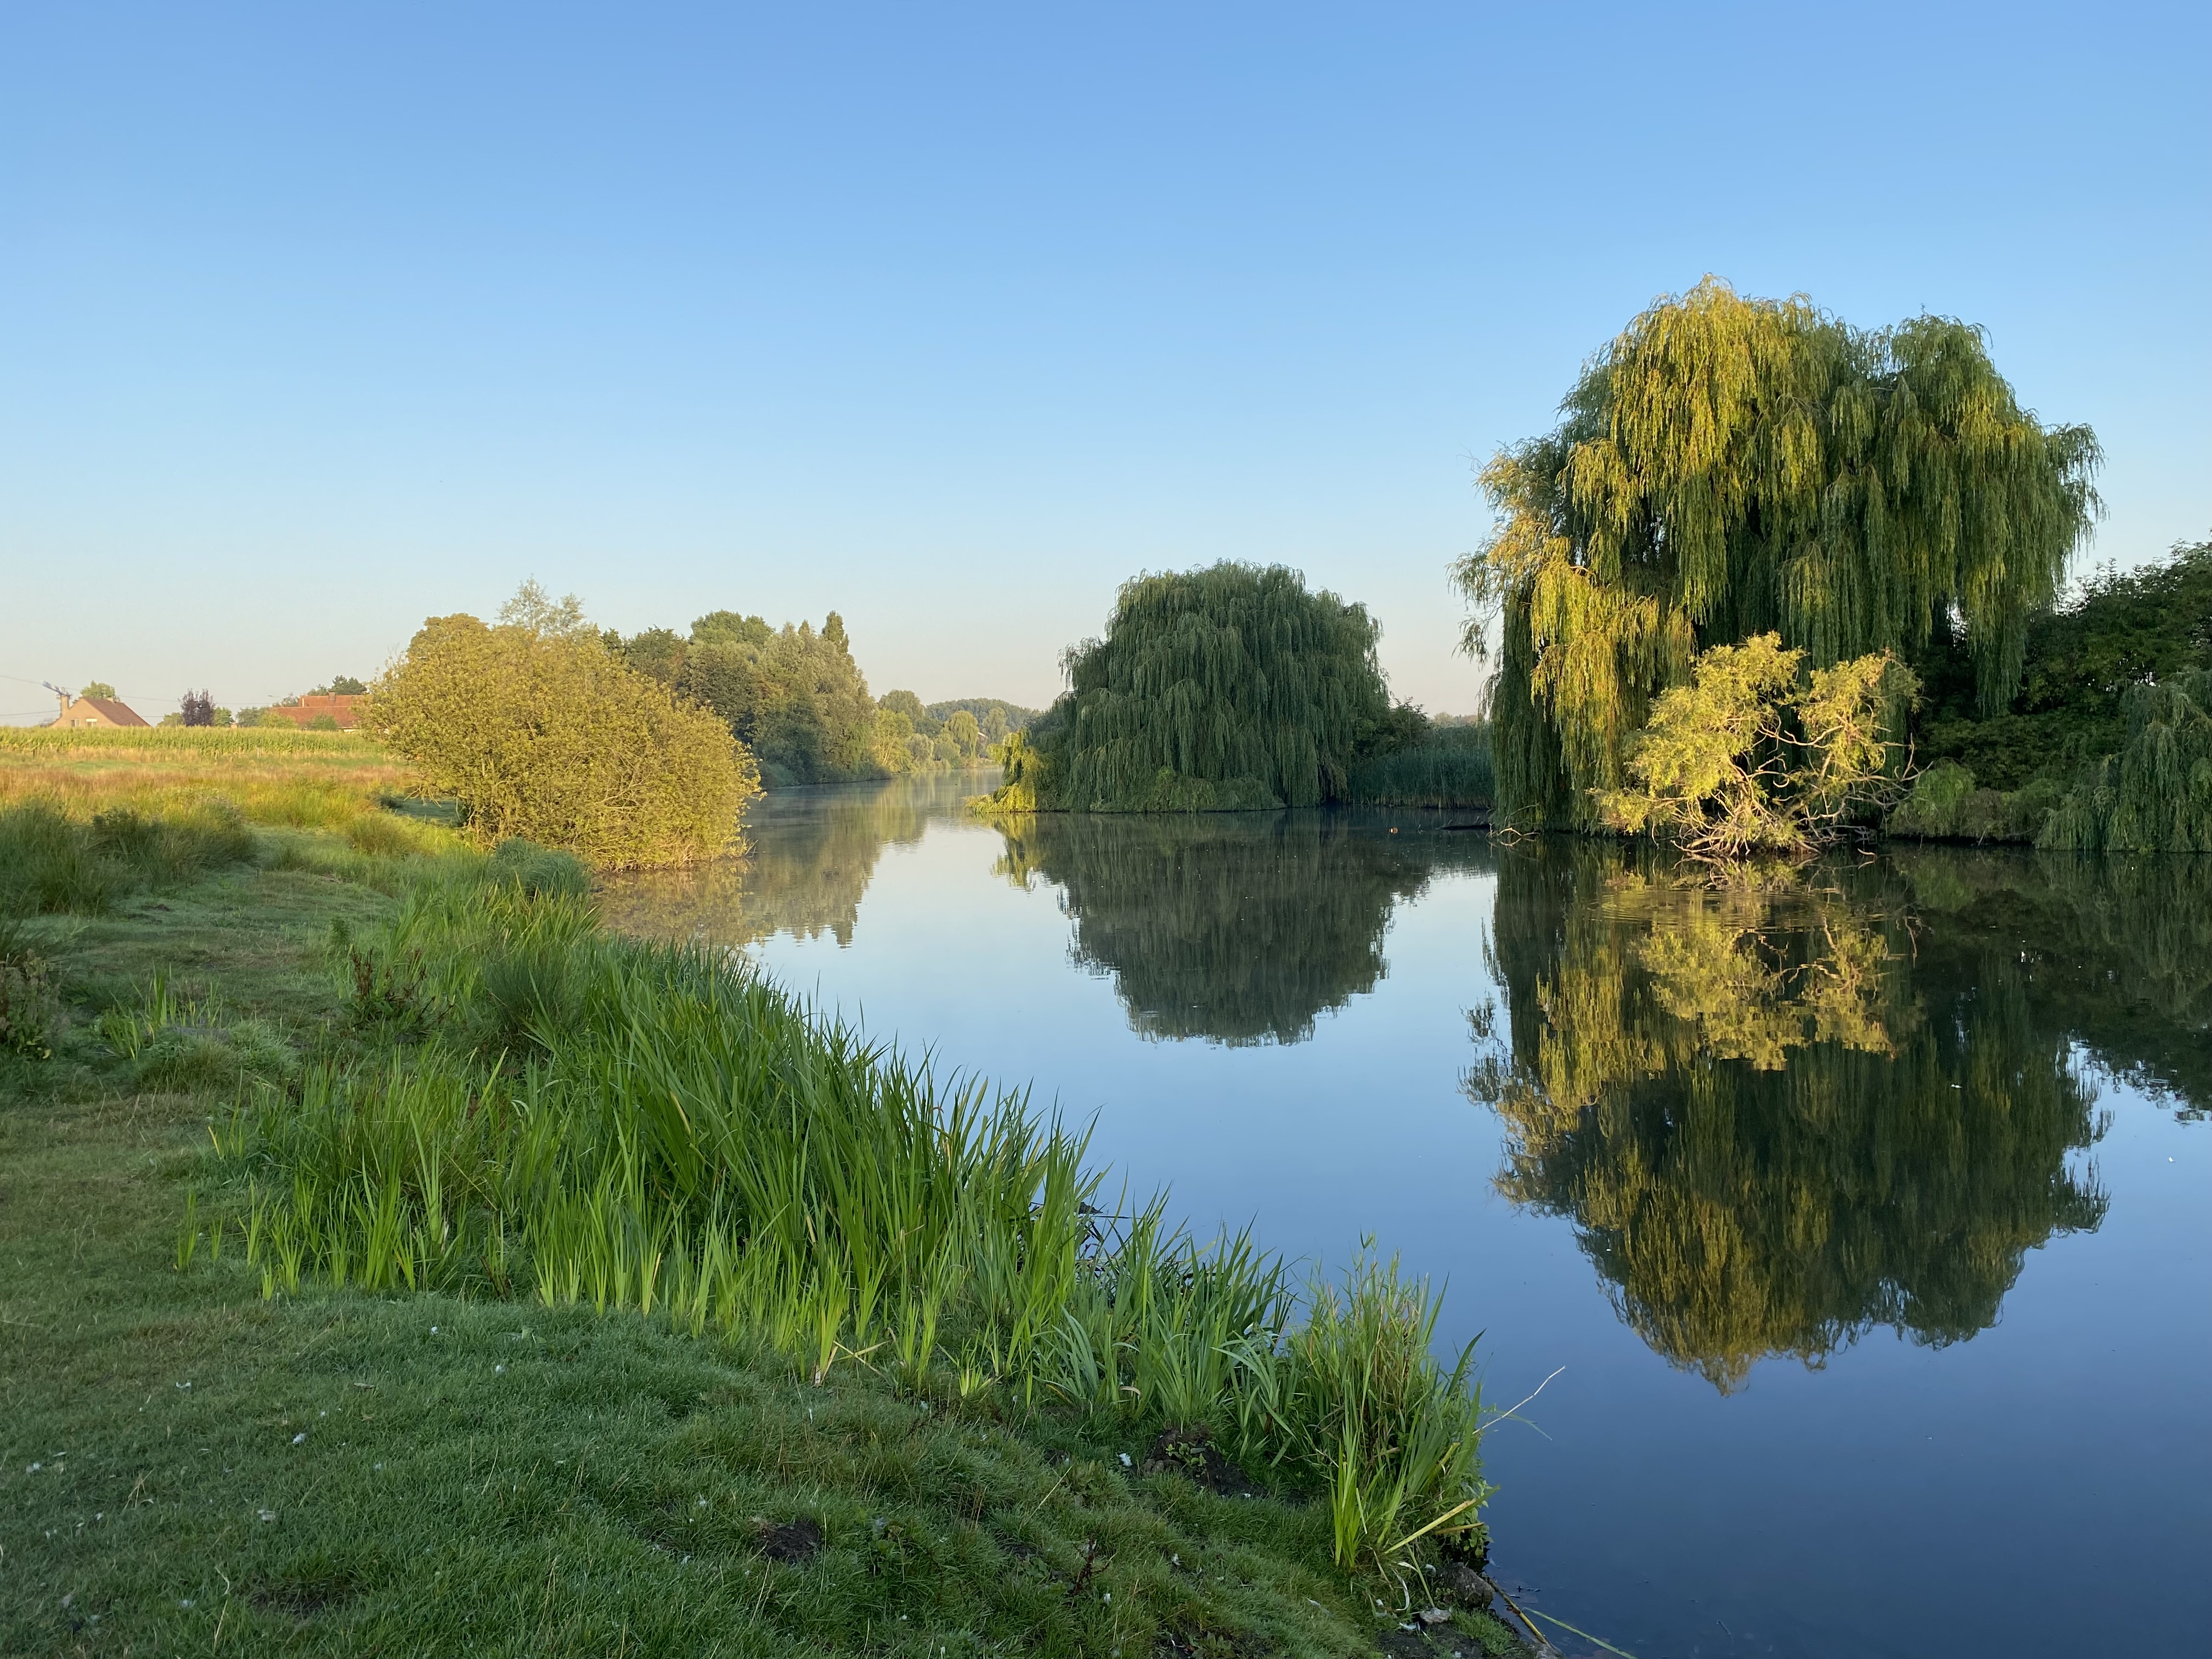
left=982, top=563, right=1392, bottom=812
left=1455, top=278, right=2102, bottom=828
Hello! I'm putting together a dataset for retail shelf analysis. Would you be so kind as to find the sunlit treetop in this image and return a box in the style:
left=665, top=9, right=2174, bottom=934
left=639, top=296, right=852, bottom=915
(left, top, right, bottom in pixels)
left=1457, top=278, right=2101, bottom=828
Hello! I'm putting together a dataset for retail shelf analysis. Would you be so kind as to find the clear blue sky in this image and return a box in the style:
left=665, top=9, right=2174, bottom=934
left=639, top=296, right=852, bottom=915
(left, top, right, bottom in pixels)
left=3, top=2, right=2205, bottom=721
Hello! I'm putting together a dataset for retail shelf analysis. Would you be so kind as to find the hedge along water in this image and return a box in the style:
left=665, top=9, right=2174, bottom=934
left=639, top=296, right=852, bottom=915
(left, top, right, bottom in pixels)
left=213, top=862, right=1494, bottom=1576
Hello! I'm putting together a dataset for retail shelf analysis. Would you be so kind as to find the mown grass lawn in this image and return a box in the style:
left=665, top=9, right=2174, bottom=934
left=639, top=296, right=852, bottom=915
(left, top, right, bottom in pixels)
left=1, top=855, right=1522, bottom=1659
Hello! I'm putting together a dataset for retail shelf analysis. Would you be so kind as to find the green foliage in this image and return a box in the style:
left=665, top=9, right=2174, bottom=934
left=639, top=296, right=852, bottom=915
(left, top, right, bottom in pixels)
left=1596, top=634, right=1915, bottom=857
left=1457, top=277, right=2100, bottom=828
left=1911, top=535, right=2212, bottom=791
left=927, top=697, right=1038, bottom=744
left=485, top=836, right=592, bottom=898
left=78, top=679, right=117, bottom=699
left=0, top=920, right=60, bottom=1057
left=606, top=613, right=1030, bottom=788
left=369, top=606, right=758, bottom=870
left=857, top=693, right=1035, bottom=776
left=1345, top=721, right=1494, bottom=809
left=985, top=563, right=1391, bottom=813
left=666, top=610, right=881, bottom=786
left=495, top=577, right=597, bottom=641
left=1888, top=760, right=2064, bottom=844
left=2040, top=669, right=2212, bottom=852
left=1229, top=1251, right=1489, bottom=1573
left=1892, top=535, right=2212, bottom=849
left=308, top=674, right=369, bottom=696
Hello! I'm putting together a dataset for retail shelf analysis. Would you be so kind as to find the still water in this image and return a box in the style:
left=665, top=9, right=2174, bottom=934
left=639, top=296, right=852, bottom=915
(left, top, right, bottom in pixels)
left=602, top=775, right=2211, bottom=1659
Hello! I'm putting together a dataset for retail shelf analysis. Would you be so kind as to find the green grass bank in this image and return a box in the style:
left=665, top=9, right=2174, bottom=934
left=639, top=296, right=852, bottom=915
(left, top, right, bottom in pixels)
left=1, top=805, right=1531, bottom=1658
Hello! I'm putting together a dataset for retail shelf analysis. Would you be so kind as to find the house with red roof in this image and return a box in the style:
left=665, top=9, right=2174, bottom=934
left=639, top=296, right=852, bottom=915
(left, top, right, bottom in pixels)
left=54, top=695, right=149, bottom=729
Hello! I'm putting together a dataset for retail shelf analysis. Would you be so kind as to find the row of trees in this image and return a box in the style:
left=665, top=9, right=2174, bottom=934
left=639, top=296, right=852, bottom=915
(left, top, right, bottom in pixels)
left=368, top=583, right=1037, bottom=868
left=601, top=609, right=1033, bottom=786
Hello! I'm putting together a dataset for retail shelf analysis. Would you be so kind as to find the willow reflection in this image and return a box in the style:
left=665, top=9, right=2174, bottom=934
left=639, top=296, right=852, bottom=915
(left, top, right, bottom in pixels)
left=1471, top=843, right=2123, bottom=1391
left=995, top=811, right=1488, bottom=1045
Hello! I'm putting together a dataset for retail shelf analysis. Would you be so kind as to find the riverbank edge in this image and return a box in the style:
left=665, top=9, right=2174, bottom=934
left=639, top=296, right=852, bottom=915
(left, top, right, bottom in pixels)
left=0, top=826, right=1532, bottom=1659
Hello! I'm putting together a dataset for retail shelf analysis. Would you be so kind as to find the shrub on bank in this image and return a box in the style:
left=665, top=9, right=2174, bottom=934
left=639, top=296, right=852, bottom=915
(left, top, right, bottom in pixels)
left=369, top=613, right=759, bottom=869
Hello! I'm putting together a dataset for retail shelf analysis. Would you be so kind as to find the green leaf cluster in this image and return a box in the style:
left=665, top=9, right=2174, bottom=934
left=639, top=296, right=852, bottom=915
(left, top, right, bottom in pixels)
left=1597, top=634, right=1914, bottom=857
left=1457, top=278, right=2099, bottom=829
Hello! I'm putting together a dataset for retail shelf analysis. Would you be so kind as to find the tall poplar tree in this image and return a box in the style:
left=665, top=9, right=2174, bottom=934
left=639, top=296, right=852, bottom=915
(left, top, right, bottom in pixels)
left=1455, top=279, right=2101, bottom=828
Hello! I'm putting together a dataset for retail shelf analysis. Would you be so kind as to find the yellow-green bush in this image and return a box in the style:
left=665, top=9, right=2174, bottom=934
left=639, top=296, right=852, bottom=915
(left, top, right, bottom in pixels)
left=369, top=614, right=759, bottom=869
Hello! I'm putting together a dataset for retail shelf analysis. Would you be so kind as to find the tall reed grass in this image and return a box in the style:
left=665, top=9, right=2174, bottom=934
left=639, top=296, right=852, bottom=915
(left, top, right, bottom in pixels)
left=0, top=800, right=258, bottom=913
left=211, top=864, right=1493, bottom=1576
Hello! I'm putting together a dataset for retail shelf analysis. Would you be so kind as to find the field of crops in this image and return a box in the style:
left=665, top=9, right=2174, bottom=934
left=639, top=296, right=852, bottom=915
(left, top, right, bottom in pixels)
left=0, top=725, right=416, bottom=827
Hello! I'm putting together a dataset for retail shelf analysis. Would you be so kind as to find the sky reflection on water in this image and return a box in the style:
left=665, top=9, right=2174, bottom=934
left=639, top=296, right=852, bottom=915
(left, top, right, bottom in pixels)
left=602, top=776, right=2211, bottom=1659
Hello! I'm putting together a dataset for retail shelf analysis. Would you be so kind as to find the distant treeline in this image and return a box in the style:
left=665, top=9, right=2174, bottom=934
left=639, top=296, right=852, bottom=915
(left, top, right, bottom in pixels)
left=604, top=613, right=1036, bottom=788
left=1893, top=534, right=2212, bottom=850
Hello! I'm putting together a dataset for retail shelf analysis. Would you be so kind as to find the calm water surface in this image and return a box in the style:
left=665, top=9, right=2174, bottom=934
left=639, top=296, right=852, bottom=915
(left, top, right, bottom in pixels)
left=602, top=775, right=2211, bottom=1659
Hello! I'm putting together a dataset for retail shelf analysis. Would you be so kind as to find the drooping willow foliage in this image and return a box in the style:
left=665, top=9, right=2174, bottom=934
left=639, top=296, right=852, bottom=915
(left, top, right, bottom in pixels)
left=1455, top=278, right=2102, bottom=828
left=986, top=563, right=1392, bottom=812
left=2041, top=669, right=2212, bottom=853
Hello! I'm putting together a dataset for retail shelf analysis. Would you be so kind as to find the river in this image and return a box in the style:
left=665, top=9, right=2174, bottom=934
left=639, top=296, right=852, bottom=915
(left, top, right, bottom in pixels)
left=601, top=773, right=2211, bottom=1659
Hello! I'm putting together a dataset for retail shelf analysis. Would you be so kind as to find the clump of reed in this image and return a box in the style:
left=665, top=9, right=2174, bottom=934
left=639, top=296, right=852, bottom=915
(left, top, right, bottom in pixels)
left=96, top=968, right=298, bottom=1091
left=208, top=866, right=1493, bottom=1577
left=1346, top=724, right=1494, bottom=809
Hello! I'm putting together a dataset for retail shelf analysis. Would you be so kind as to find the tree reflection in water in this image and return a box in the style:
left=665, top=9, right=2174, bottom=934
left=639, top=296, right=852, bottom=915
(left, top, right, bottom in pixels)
left=1466, top=840, right=2212, bottom=1391
left=596, top=774, right=974, bottom=947
left=994, top=810, right=1488, bottom=1045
